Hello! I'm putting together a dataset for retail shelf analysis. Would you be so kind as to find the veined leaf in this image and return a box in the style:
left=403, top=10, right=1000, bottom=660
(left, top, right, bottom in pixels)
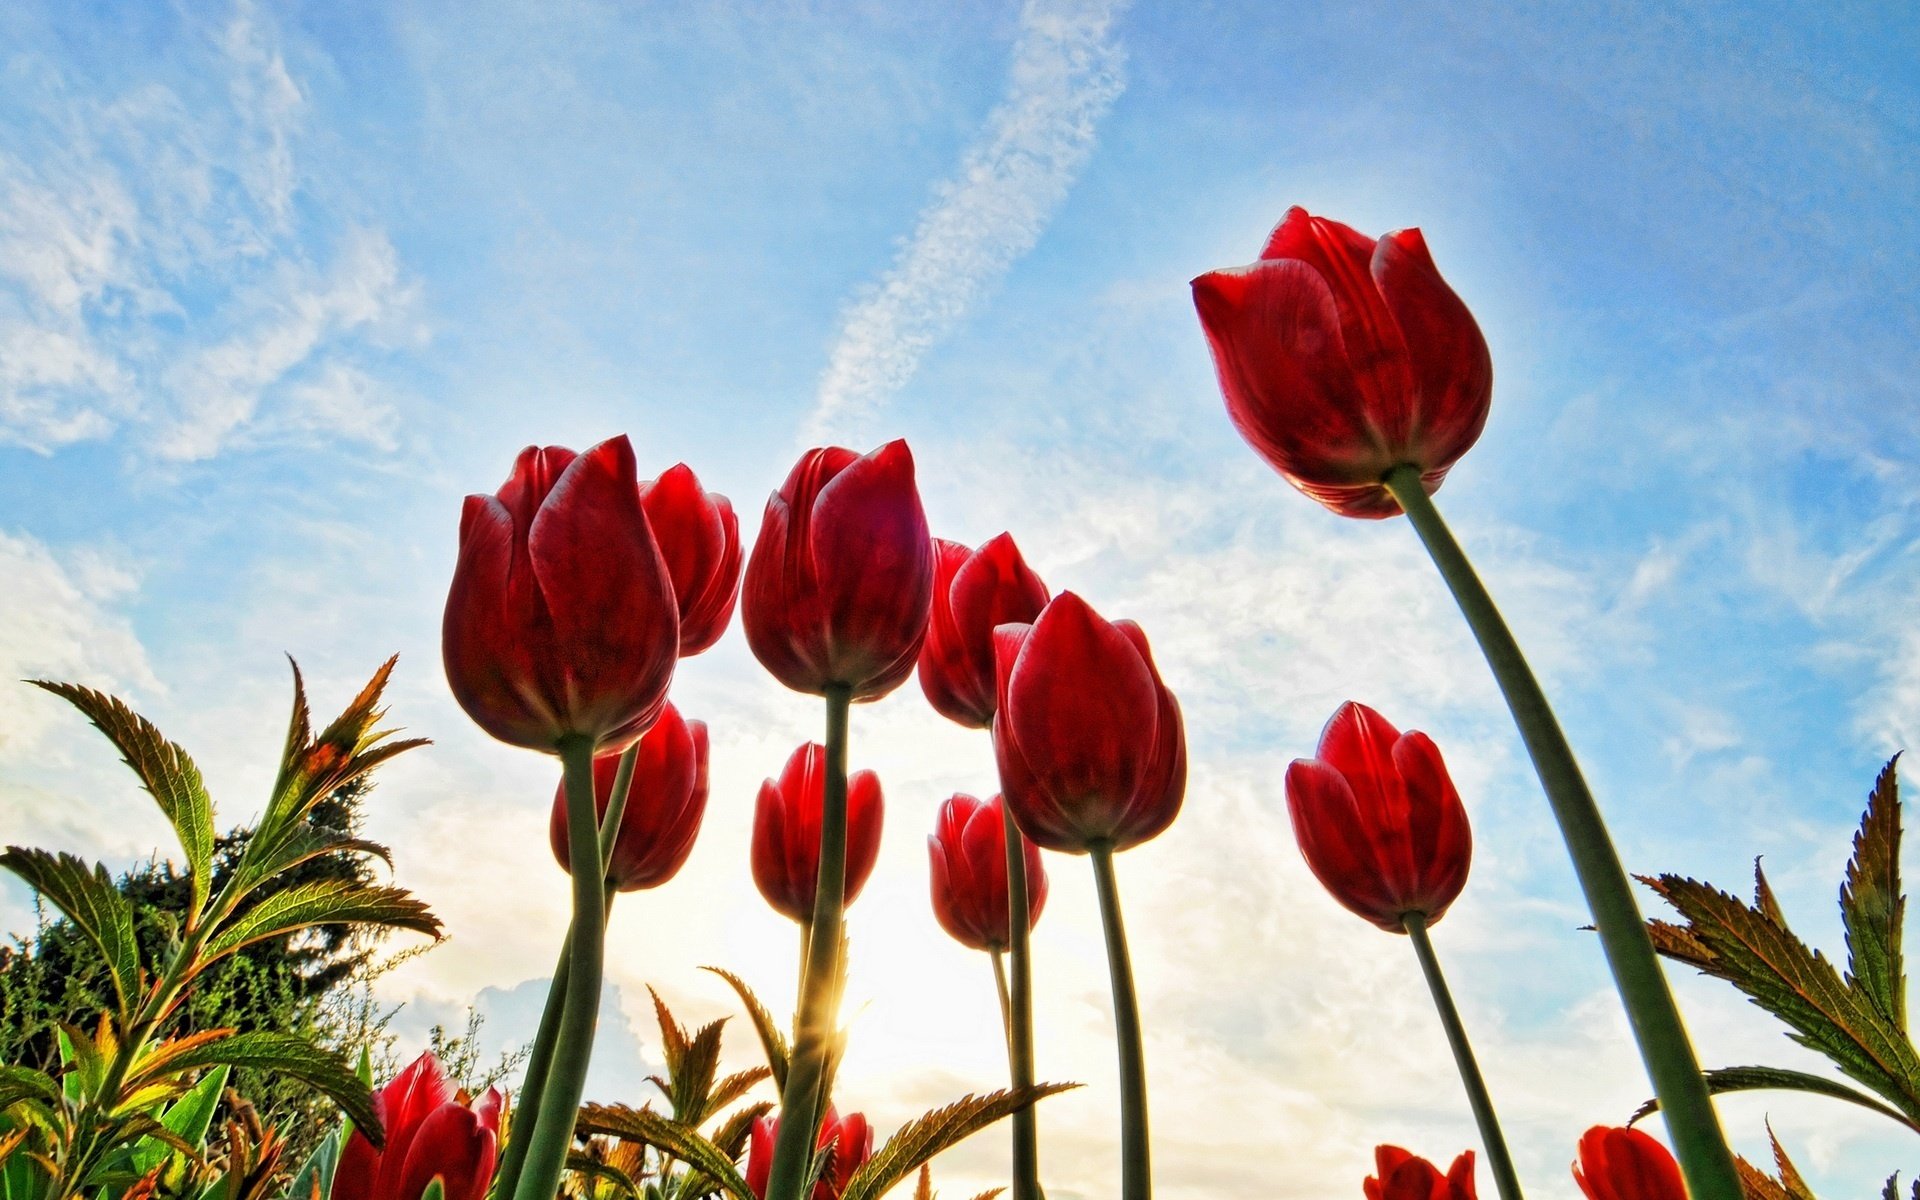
left=30, top=681, right=217, bottom=918
left=651, top=987, right=692, bottom=1077
left=708, top=1102, right=771, bottom=1162
left=1733, top=1124, right=1817, bottom=1200
left=568, top=1151, right=645, bottom=1200
left=1844, top=757, right=1905, bottom=1031
left=221, top=824, right=394, bottom=907
left=131, top=1033, right=380, bottom=1147
left=0, top=1070, right=58, bottom=1113
left=1, top=850, right=141, bottom=1016
left=122, top=1029, right=238, bottom=1095
left=575, top=1105, right=752, bottom=1200
left=838, top=1085, right=1077, bottom=1200
left=1629, top=1064, right=1919, bottom=1132
left=913, top=1166, right=932, bottom=1200
left=706, top=1070, right=771, bottom=1120
left=129, top=1065, right=228, bottom=1175
left=701, top=969, right=788, bottom=1091
left=204, top=881, right=439, bottom=962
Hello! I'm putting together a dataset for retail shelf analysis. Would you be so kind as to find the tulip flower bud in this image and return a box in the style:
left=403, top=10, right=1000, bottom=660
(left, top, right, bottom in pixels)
left=751, top=742, right=885, bottom=924
left=443, top=436, right=680, bottom=752
left=1365, top=1146, right=1478, bottom=1200
left=548, top=701, right=709, bottom=892
left=928, top=793, right=1047, bottom=952
left=1285, top=701, right=1472, bottom=933
left=746, top=1107, right=873, bottom=1200
left=742, top=440, right=935, bottom=700
left=640, top=463, right=742, bottom=657
left=1191, top=207, right=1493, bottom=519
left=335, top=1053, right=502, bottom=1200
left=1572, top=1127, right=1686, bottom=1200
left=918, top=534, right=1050, bottom=729
left=992, top=592, right=1186, bottom=855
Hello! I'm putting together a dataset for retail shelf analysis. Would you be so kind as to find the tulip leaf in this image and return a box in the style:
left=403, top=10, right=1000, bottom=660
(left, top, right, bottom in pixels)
left=30, top=681, right=218, bottom=918
left=203, top=880, right=440, bottom=963
left=701, top=968, right=789, bottom=1092
left=0, top=849, right=141, bottom=1017
left=574, top=1105, right=753, bottom=1200
left=130, top=1033, right=380, bottom=1148
left=837, top=1084, right=1078, bottom=1200
left=1629, top=1065, right=1918, bottom=1133
left=1844, top=757, right=1905, bottom=1030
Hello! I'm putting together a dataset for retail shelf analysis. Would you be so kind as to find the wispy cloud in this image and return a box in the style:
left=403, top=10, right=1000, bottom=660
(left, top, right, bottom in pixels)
left=806, top=0, right=1129, bottom=441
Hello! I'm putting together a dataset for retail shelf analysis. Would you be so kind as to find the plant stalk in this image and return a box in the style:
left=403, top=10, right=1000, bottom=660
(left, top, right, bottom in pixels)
left=1381, top=464, right=1739, bottom=1200
left=1002, top=801, right=1044, bottom=1200
left=762, top=683, right=854, bottom=1200
left=991, top=948, right=1012, bottom=1039
left=1402, top=913, right=1524, bottom=1200
left=1090, top=843, right=1149, bottom=1200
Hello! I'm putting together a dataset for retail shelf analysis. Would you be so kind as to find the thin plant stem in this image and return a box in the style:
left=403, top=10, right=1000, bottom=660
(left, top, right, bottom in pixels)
left=762, top=683, right=853, bottom=1200
left=1089, top=843, right=1149, bottom=1200
left=1402, top=913, right=1524, bottom=1200
left=1381, top=464, right=1739, bottom=1200
left=991, top=948, right=1013, bottom=1039
left=510, top=734, right=609, bottom=1200
left=1002, top=801, right=1044, bottom=1200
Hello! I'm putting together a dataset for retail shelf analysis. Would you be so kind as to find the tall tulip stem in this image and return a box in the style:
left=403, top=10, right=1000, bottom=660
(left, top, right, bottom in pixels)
left=1089, top=844, right=1150, bottom=1200
left=1402, top=913, right=1524, bottom=1200
left=764, top=683, right=854, bottom=1200
left=510, top=734, right=610, bottom=1200
left=1381, top=465, right=1738, bottom=1200
left=991, top=948, right=1012, bottom=1037
left=1002, top=803, right=1044, bottom=1200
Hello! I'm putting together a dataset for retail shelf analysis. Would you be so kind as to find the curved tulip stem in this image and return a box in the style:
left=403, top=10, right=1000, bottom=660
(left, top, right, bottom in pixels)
left=1402, top=914, right=1525, bottom=1200
left=511, top=735, right=610, bottom=1200
left=1090, top=844, right=1150, bottom=1200
left=1381, top=465, right=1739, bottom=1200
left=991, top=948, right=1013, bottom=1037
left=763, top=683, right=854, bottom=1200
left=1001, top=802, right=1044, bottom=1200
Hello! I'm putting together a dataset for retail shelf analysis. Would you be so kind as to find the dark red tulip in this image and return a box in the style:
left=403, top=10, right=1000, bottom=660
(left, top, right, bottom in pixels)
left=1573, top=1127, right=1686, bottom=1200
left=746, top=1107, right=873, bottom=1200
left=548, top=701, right=709, bottom=892
left=928, top=793, right=1047, bottom=952
left=1285, top=701, right=1472, bottom=932
left=335, top=1052, right=502, bottom=1200
left=443, top=436, right=679, bottom=752
left=640, top=463, right=742, bottom=656
left=918, top=534, right=1050, bottom=729
left=992, top=592, right=1186, bottom=855
left=751, top=743, right=885, bottom=924
left=742, top=441, right=934, bottom=700
left=1365, top=1146, right=1477, bottom=1200
left=1191, top=207, right=1493, bottom=519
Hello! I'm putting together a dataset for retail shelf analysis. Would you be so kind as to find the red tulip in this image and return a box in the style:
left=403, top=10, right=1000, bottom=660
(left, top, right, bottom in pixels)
left=548, top=701, right=709, bottom=891
left=918, top=534, right=1051, bottom=729
left=1365, top=1146, right=1477, bottom=1200
left=746, top=1107, right=873, bottom=1200
left=1191, top=207, right=1493, bottom=519
left=992, top=592, right=1186, bottom=854
left=1285, top=702, right=1472, bottom=932
left=742, top=441, right=934, bottom=700
left=640, top=463, right=742, bottom=656
left=1573, top=1127, right=1686, bottom=1200
left=335, top=1053, right=502, bottom=1200
left=443, top=436, right=679, bottom=752
left=928, top=793, right=1048, bottom=952
left=752, top=742, right=885, bottom=923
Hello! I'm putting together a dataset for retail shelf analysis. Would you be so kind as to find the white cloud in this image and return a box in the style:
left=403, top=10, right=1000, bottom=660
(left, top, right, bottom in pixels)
left=807, top=0, right=1129, bottom=441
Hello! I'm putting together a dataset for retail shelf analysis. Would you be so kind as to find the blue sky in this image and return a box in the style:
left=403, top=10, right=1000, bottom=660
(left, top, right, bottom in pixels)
left=2, top=2, right=1916, bottom=1197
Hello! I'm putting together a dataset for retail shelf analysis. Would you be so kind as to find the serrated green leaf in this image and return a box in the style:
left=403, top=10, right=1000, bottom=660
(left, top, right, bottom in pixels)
left=568, top=1151, right=645, bottom=1200
left=838, top=1084, right=1077, bottom=1200
left=127, top=1033, right=380, bottom=1148
left=0, top=1070, right=59, bottom=1113
left=701, top=969, right=788, bottom=1092
left=707, top=1102, right=771, bottom=1162
left=574, top=1106, right=752, bottom=1200
left=221, top=824, right=394, bottom=906
left=1845, top=757, right=1906, bottom=1031
left=204, top=881, right=439, bottom=962
left=650, top=988, right=692, bottom=1078
left=1, top=850, right=141, bottom=1016
left=1883, top=1174, right=1899, bottom=1200
left=705, top=1071, right=771, bottom=1122
left=30, top=681, right=217, bottom=918
left=670, top=1023, right=726, bottom=1125
left=1631, top=1063, right=1919, bottom=1133
left=129, top=1066, right=228, bottom=1175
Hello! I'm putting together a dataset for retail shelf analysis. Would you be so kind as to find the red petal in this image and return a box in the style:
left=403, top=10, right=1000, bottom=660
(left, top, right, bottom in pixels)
left=1371, top=230, right=1492, bottom=489
left=806, top=440, right=933, bottom=699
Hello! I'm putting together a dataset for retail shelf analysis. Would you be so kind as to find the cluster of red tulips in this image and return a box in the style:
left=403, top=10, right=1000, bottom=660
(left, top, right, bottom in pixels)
left=402, top=207, right=1749, bottom=1200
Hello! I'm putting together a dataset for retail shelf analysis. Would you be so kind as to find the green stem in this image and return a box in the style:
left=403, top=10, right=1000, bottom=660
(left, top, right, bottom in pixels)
left=1402, top=914, right=1525, bottom=1200
left=1089, top=844, right=1149, bottom=1200
left=763, top=684, right=854, bottom=1200
left=1002, top=802, right=1044, bottom=1200
left=991, top=948, right=1012, bottom=1040
left=1381, top=465, right=1739, bottom=1200
left=510, top=734, right=609, bottom=1200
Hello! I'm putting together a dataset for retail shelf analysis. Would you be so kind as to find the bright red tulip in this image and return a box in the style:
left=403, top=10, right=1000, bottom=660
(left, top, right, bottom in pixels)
left=918, top=534, right=1050, bottom=729
left=992, top=592, right=1186, bottom=854
left=1191, top=207, right=1493, bottom=519
left=928, top=793, right=1047, bottom=952
left=548, top=701, right=709, bottom=891
left=746, top=1107, right=873, bottom=1200
left=752, top=742, right=885, bottom=923
left=1573, top=1127, right=1686, bottom=1200
left=1365, top=1146, right=1477, bottom=1200
left=640, top=463, right=742, bottom=656
left=335, top=1053, right=502, bottom=1200
left=443, top=436, right=679, bottom=752
left=1285, top=702, right=1472, bottom=932
left=742, top=441, right=934, bottom=700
